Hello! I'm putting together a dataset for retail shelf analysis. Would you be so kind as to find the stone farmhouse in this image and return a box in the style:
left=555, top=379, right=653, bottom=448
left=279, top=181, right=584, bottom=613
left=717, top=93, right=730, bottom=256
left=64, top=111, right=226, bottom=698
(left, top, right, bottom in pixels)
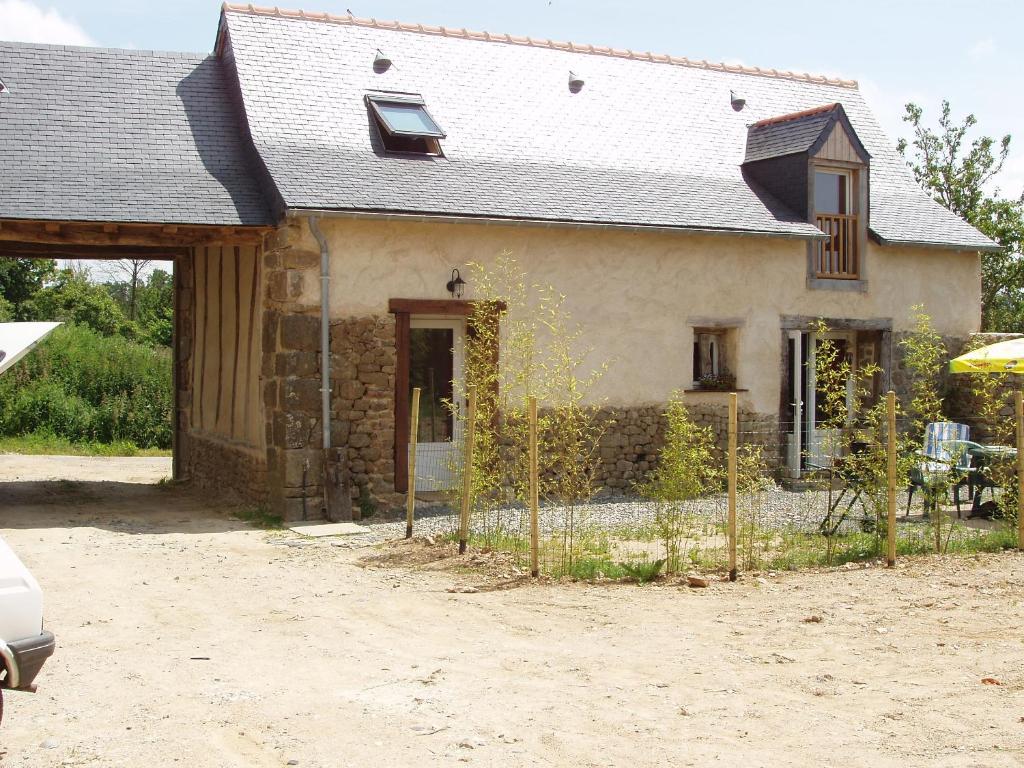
left=0, top=5, right=995, bottom=518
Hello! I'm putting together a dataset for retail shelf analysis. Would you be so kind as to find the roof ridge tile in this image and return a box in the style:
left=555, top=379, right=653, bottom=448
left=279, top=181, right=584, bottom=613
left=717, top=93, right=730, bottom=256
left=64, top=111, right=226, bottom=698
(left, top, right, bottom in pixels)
left=751, top=103, right=840, bottom=128
left=220, top=2, right=859, bottom=88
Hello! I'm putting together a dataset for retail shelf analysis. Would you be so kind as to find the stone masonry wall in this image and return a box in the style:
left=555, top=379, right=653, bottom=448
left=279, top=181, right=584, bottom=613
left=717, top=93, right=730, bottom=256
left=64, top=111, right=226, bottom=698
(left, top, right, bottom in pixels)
left=261, top=224, right=327, bottom=521
left=595, top=403, right=782, bottom=490
left=184, top=433, right=269, bottom=506
left=260, top=223, right=404, bottom=520
left=329, top=315, right=402, bottom=510
left=890, top=331, right=1024, bottom=443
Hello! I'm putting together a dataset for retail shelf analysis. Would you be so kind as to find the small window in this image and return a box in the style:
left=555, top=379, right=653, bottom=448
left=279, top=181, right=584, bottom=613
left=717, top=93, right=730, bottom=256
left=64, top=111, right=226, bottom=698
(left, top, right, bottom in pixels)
left=814, top=170, right=849, bottom=215
left=367, top=93, right=445, bottom=156
left=692, top=329, right=734, bottom=390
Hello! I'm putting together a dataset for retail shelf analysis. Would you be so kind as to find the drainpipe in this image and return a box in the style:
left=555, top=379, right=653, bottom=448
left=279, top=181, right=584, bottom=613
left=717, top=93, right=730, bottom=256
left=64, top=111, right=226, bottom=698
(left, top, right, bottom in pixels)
left=308, top=216, right=332, bottom=514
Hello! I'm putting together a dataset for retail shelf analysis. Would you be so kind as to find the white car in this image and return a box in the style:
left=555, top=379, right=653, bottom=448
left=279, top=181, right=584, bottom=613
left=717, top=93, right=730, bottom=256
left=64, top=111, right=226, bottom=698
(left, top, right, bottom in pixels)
left=0, top=535, right=55, bottom=723
left=0, top=322, right=60, bottom=724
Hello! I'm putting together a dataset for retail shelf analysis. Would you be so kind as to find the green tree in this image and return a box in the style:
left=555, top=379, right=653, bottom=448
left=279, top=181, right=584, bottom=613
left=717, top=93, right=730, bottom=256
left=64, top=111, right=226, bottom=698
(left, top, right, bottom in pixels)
left=106, top=268, right=173, bottom=346
left=897, top=101, right=1024, bottom=331
left=135, top=269, right=174, bottom=347
left=25, top=269, right=133, bottom=337
left=0, top=258, right=56, bottom=315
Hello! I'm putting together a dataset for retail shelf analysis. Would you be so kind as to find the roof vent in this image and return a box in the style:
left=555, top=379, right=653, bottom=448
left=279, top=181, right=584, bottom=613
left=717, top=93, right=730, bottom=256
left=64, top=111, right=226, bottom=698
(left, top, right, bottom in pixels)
left=730, top=91, right=746, bottom=112
left=568, top=71, right=584, bottom=93
left=373, top=50, right=392, bottom=73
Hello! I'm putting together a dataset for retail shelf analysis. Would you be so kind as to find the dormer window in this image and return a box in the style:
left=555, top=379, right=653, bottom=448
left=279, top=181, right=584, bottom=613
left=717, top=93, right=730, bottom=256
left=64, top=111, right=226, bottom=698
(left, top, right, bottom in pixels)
left=814, top=170, right=849, bottom=215
left=742, top=103, right=871, bottom=289
left=813, top=169, right=858, bottom=279
left=366, top=93, right=445, bottom=156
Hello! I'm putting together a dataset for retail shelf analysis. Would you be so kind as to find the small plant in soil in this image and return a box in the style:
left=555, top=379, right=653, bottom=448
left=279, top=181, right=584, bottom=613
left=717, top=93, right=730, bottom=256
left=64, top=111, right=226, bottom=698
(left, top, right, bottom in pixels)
left=619, top=558, right=666, bottom=584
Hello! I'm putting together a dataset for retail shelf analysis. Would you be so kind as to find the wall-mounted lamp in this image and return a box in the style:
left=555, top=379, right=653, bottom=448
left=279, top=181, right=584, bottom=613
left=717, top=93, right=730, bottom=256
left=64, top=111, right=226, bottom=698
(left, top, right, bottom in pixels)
left=373, top=49, right=392, bottom=73
left=568, top=71, right=585, bottom=93
left=446, top=268, right=466, bottom=298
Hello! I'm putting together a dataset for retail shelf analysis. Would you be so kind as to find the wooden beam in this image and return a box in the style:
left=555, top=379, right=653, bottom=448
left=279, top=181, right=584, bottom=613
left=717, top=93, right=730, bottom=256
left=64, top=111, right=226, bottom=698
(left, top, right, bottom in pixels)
left=388, top=298, right=508, bottom=316
left=0, top=241, right=187, bottom=261
left=394, top=311, right=411, bottom=494
left=0, top=219, right=270, bottom=247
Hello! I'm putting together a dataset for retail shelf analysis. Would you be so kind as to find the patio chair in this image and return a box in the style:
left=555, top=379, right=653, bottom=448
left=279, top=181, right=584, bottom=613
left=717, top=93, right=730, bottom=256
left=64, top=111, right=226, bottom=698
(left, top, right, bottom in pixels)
left=906, top=422, right=972, bottom=516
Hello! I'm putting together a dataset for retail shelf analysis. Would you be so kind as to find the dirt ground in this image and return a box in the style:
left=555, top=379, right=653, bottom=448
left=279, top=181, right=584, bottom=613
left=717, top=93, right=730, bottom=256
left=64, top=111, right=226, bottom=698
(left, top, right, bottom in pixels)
left=1, top=456, right=1023, bottom=767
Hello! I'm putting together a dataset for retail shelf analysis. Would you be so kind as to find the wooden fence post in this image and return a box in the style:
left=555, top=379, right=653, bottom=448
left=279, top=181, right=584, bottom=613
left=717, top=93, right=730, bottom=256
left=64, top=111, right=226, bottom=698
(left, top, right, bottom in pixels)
left=1016, top=391, right=1023, bottom=550
left=727, top=392, right=737, bottom=582
left=886, top=390, right=897, bottom=568
left=458, top=386, right=477, bottom=555
left=529, top=396, right=540, bottom=577
left=405, top=387, right=421, bottom=539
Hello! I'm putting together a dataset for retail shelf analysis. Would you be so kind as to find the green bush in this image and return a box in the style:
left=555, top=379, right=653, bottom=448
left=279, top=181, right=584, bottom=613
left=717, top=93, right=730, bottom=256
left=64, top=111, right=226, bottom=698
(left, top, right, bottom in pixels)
left=0, top=323, right=172, bottom=448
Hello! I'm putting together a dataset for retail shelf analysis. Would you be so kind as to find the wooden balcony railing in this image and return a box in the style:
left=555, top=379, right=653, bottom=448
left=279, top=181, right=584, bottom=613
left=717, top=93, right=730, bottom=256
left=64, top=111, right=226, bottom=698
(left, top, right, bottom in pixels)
left=815, top=213, right=859, bottom=279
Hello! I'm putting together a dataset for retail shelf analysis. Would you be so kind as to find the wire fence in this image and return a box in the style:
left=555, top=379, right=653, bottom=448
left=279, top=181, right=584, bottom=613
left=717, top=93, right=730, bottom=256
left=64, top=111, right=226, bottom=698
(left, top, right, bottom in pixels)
left=397, top=392, right=1024, bottom=580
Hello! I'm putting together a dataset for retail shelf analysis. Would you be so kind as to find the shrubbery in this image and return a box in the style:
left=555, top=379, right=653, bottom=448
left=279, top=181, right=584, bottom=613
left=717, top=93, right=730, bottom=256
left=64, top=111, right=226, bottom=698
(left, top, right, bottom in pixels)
left=0, top=323, right=172, bottom=448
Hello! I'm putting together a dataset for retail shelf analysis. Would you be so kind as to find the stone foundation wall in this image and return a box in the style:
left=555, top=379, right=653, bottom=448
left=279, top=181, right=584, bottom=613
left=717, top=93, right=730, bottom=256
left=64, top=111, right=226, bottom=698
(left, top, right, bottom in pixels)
left=595, top=403, right=782, bottom=490
left=183, top=432, right=268, bottom=506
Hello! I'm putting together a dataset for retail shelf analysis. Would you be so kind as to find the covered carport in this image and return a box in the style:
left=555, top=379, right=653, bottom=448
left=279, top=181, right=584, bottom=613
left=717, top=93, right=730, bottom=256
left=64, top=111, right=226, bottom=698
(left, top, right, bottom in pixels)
left=0, top=40, right=273, bottom=503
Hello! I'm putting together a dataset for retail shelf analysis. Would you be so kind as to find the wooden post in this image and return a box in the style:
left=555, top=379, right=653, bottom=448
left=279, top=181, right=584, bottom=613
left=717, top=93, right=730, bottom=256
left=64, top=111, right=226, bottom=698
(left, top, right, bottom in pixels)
left=405, top=387, right=421, bottom=539
left=458, top=386, right=477, bottom=555
left=1016, top=391, right=1024, bottom=550
left=886, top=390, right=897, bottom=568
left=529, top=397, right=540, bottom=577
left=727, top=393, right=737, bottom=582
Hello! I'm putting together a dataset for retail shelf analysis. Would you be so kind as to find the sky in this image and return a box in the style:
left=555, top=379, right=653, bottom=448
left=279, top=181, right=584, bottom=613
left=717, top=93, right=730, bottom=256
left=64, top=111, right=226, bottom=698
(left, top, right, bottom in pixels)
left=2, top=0, right=1022, bottom=204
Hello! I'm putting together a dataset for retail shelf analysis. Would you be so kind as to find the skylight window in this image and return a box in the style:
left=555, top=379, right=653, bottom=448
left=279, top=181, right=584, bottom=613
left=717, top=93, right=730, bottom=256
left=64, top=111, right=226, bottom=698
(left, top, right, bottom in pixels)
left=366, top=93, right=445, bottom=156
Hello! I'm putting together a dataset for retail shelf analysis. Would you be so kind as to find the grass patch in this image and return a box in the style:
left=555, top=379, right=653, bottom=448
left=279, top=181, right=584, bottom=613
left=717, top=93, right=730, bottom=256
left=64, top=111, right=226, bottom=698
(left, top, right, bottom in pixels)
left=566, top=556, right=627, bottom=580
left=234, top=506, right=284, bottom=530
left=715, top=521, right=1019, bottom=572
left=0, top=323, right=172, bottom=448
left=0, top=431, right=171, bottom=457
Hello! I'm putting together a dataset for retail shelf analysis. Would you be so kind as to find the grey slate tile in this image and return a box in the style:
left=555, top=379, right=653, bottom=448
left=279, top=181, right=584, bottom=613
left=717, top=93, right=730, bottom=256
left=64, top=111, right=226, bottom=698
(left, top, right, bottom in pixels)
left=0, top=41, right=271, bottom=226
left=221, top=11, right=994, bottom=249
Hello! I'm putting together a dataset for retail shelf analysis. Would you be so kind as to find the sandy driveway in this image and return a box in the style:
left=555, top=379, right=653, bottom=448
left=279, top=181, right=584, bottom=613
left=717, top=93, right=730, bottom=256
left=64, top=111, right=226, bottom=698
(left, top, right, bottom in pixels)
left=1, top=457, right=1023, bottom=767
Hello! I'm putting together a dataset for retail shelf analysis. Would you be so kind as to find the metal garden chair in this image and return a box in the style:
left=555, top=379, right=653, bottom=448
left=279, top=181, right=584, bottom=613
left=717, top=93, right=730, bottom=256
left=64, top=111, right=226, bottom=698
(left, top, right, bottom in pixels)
left=906, top=422, right=972, bottom=516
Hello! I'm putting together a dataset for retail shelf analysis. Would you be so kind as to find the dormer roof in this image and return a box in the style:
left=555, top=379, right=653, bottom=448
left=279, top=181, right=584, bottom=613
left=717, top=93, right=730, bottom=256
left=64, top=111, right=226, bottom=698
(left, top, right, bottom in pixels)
left=744, top=103, right=870, bottom=165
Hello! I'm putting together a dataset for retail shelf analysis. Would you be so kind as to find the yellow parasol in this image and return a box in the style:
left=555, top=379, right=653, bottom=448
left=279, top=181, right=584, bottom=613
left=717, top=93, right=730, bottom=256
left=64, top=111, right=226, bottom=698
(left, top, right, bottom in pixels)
left=949, top=337, right=1024, bottom=374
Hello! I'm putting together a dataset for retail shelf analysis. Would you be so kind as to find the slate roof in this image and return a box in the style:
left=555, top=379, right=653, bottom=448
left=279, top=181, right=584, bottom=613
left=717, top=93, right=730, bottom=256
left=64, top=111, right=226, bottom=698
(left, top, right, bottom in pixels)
left=0, top=41, right=272, bottom=226
left=219, top=7, right=995, bottom=250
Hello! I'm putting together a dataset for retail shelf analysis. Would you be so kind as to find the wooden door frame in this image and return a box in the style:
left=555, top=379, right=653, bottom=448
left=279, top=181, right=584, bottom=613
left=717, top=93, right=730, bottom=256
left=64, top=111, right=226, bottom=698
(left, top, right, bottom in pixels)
left=390, top=299, right=476, bottom=494
left=389, top=298, right=504, bottom=493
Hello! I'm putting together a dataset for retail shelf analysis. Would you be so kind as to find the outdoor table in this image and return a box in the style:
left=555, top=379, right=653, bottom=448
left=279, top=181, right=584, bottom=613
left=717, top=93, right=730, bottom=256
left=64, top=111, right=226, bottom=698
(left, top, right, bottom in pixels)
left=966, top=444, right=1018, bottom=516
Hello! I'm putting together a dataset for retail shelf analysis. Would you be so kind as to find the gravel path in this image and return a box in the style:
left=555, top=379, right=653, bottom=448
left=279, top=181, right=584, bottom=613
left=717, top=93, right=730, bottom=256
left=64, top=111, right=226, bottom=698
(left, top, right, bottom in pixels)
left=357, top=484, right=929, bottom=543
